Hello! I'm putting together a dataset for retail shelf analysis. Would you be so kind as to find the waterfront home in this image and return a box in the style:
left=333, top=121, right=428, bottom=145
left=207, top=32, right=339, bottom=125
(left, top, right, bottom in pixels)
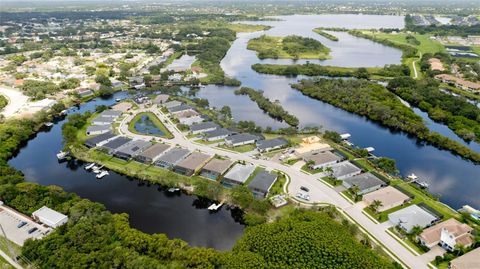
left=201, top=158, right=234, bottom=180
left=99, top=110, right=122, bottom=118
left=225, top=133, right=261, bottom=147
left=248, top=171, right=278, bottom=198
left=100, top=136, right=132, bottom=154
left=153, top=94, right=169, bottom=104
left=179, top=115, right=204, bottom=126
left=128, top=76, right=144, bottom=88
left=110, top=79, right=124, bottom=89
left=135, top=143, right=170, bottom=164
left=435, top=73, right=480, bottom=92
left=256, top=138, right=288, bottom=152
left=77, top=88, right=94, bottom=98
left=417, top=218, right=474, bottom=251
left=449, top=247, right=480, bottom=269
left=303, top=151, right=343, bottom=170
left=86, top=125, right=111, bottom=136
left=204, top=128, right=235, bottom=142
left=388, top=204, right=439, bottom=233
left=222, top=163, right=256, bottom=187
left=155, top=147, right=191, bottom=169
left=363, top=186, right=412, bottom=213
left=91, top=115, right=116, bottom=126
left=189, top=122, right=219, bottom=135
left=342, top=172, right=386, bottom=196
left=174, top=152, right=212, bottom=176
left=32, top=206, right=68, bottom=228
left=330, top=161, right=362, bottom=180
left=168, top=104, right=194, bottom=114
left=163, top=100, right=182, bottom=109
left=294, top=136, right=332, bottom=157
left=84, top=132, right=118, bottom=148
left=114, top=139, right=152, bottom=160
left=111, top=102, right=132, bottom=112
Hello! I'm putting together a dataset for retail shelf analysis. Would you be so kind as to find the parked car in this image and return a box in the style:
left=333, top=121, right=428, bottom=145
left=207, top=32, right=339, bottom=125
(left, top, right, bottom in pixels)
left=27, top=227, right=38, bottom=234
left=300, top=186, right=310, bottom=192
left=17, top=221, right=27, bottom=228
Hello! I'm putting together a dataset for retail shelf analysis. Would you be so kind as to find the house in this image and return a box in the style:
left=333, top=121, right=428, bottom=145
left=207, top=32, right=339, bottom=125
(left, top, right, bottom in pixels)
left=155, top=148, right=191, bottom=169
left=179, top=115, right=204, bottom=126
left=303, top=151, right=343, bottom=170
left=86, top=125, right=111, bottom=136
left=417, top=218, right=474, bottom=251
left=363, top=186, right=412, bottom=212
left=100, top=136, right=132, bottom=154
left=435, top=74, right=480, bottom=92
left=168, top=104, right=194, bottom=114
left=91, top=115, right=116, bottom=126
left=449, top=247, right=480, bottom=269
left=174, top=152, right=211, bottom=176
left=190, top=122, right=219, bottom=135
left=222, top=163, right=256, bottom=187
left=135, top=143, right=170, bottom=164
left=294, top=136, right=332, bottom=157
left=342, top=172, right=386, bottom=195
left=204, top=128, right=235, bottom=142
left=32, top=206, right=68, bottom=228
left=77, top=88, right=94, bottom=98
left=256, top=138, right=288, bottom=152
left=110, top=79, right=124, bottom=89
left=201, top=158, right=234, bottom=180
left=84, top=132, right=117, bottom=148
left=128, top=76, right=144, bottom=88
left=248, top=171, right=278, bottom=198
left=388, top=204, right=439, bottom=233
left=153, top=94, right=169, bottom=104
left=225, top=133, right=261, bottom=147
left=111, top=102, right=132, bottom=112
left=99, top=110, right=122, bottom=118
left=163, top=100, right=182, bottom=109
left=114, top=140, right=152, bottom=160
left=330, top=161, right=362, bottom=180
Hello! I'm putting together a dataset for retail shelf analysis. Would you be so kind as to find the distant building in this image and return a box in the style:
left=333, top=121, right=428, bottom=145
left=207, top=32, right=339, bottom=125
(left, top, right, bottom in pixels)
left=163, top=100, right=182, bottom=109
left=225, top=133, right=261, bottom=147
left=168, top=104, right=194, bottom=114
left=342, top=172, right=386, bottom=195
left=189, top=122, right=219, bottom=135
left=222, top=163, right=256, bottom=187
left=417, top=218, right=474, bottom=251
left=84, top=132, right=117, bottom=148
left=303, top=151, right=343, bottom=170
left=388, top=204, right=439, bottom=233
left=32, top=206, right=68, bottom=228
left=204, top=128, right=234, bottom=142
left=201, top=158, right=234, bottom=180
left=153, top=94, right=170, bottom=104
left=77, top=88, right=94, bottom=98
left=135, top=143, right=170, bottom=164
left=248, top=171, right=278, bottom=198
left=155, top=148, right=191, bottom=169
left=86, top=125, right=111, bottom=136
left=179, top=115, right=204, bottom=126
left=174, top=152, right=211, bottom=176
left=435, top=74, right=480, bottom=92
left=256, top=138, right=288, bottom=152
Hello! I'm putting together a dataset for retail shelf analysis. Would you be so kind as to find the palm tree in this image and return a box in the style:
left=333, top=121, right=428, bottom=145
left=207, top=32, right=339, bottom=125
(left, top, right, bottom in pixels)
left=324, top=166, right=334, bottom=177
left=349, top=186, right=361, bottom=201
left=369, top=199, right=383, bottom=213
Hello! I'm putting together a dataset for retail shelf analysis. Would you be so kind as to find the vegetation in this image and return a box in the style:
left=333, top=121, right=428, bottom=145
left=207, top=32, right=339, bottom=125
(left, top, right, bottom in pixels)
left=313, top=28, right=339, bottom=41
left=292, top=78, right=480, bottom=163
left=247, top=35, right=330, bottom=60
left=234, top=87, right=299, bottom=127
left=405, top=14, right=480, bottom=36
left=128, top=112, right=174, bottom=139
left=20, top=80, right=61, bottom=100
left=0, top=95, right=7, bottom=111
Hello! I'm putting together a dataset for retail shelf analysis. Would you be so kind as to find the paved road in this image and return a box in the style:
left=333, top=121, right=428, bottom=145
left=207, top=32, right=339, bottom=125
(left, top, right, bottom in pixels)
left=0, top=86, right=29, bottom=118
left=117, top=107, right=430, bottom=269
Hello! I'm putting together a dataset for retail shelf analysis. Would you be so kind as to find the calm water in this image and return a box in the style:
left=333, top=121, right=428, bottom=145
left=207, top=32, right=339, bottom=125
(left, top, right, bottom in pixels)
left=134, top=114, right=166, bottom=136
left=9, top=92, right=244, bottom=250
left=201, top=14, right=479, bottom=209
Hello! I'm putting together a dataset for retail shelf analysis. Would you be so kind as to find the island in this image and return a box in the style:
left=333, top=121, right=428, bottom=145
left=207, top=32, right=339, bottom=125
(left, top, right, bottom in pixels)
left=247, top=35, right=331, bottom=59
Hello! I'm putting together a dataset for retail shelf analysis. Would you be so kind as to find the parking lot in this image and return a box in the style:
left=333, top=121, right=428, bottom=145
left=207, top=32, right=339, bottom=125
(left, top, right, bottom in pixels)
left=0, top=205, right=50, bottom=246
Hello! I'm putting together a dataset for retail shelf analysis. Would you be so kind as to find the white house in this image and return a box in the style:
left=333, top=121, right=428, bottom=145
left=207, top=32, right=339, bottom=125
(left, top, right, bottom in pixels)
left=32, top=206, right=68, bottom=228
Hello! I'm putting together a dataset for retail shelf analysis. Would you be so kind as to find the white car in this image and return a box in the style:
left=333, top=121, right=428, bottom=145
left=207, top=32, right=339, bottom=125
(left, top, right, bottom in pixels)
left=296, top=192, right=310, bottom=201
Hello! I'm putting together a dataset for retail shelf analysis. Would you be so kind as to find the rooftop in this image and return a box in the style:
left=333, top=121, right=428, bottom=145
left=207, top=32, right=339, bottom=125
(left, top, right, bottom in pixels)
left=248, top=171, right=278, bottom=193
left=168, top=104, right=193, bottom=113
left=204, top=128, right=234, bottom=139
left=388, top=204, right=438, bottom=232
left=164, top=100, right=182, bottom=109
left=202, top=158, right=234, bottom=174
left=137, top=143, right=170, bottom=160
left=256, top=138, right=288, bottom=150
left=116, top=139, right=152, bottom=156
left=111, top=102, right=132, bottom=112
left=190, top=122, right=219, bottom=132
left=223, top=163, right=256, bottom=184
left=156, top=147, right=191, bottom=164
left=449, top=247, right=480, bottom=269
left=226, top=133, right=261, bottom=144
left=363, top=186, right=410, bottom=212
left=102, top=136, right=132, bottom=150
left=175, top=152, right=211, bottom=171
left=343, top=172, right=385, bottom=191
left=85, top=132, right=117, bottom=146
left=331, top=161, right=362, bottom=178
left=418, top=218, right=473, bottom=246
left=32, top=206, right=67, bottom=225
left=304, top=151, right=342, bottom=165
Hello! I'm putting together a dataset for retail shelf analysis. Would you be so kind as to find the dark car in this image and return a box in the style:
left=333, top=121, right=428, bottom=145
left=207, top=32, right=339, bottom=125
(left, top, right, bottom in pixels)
left=17, top=221, right=27, bottom=228
left=300, top=186, right=310, bottom=192
left=27, top=227, right=38, bottom=234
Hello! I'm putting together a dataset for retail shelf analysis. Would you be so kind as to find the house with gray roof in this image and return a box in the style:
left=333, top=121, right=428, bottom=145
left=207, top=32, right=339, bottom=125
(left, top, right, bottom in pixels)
left=100, top=136, right=132, bottom=154
left=99, top=110, right=122, bottom=118
left=91, top=115, right=116, bottom=126
left=256, top=138, right=288, bottom=152
left=155, top=148, right=191, bottom=169
left=248, top=171, right=278, bottom=198
left=163, top=100, right=182, bottom=109
left=86, top=125, right=111, bottom=136
left=225, top=133, right=261, bottom=147
left=342, top=172, right=386, bottom=195
left=190, top=122, right=219, bottom=135
left=168, top=104, right=193, bottom=114
left=153, top=94, right=169, bottom=104
left=201, top=159, right=234, bottom=180
left=222, top=163, right=256, bottom=187
left=330, top=161, right=362, bottom=180
left=304, top=151, right=343, bottom=170
left=84, top=132, right=117, bottom=148
left=179, top=115, right=204, bottom=126
left=114, top=140, right=152, bottom=160
left=204, top=128, right=235, bottom=142
left=174, top=152, right=212, bottom=176
left=388, top=204, right=439, bottom=233
left=135, top=143, right=170, bottom=164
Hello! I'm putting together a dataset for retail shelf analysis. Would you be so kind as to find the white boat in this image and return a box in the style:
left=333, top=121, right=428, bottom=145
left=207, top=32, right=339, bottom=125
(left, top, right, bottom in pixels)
left=417, top=181, right=429, bottom=189
left=92, top=165, right=104, bottom=174
left=167, top=187, right=180, bottom=193
left=56, top=151, right=68, bottom=160
left=96, top=170, right=109, bottom=179
left=406, top=173, right=418, bottom=181
left=45, top=122, right=53, bottom=127
left=208, top=203, right=223, bottom=211
left=84, top=163, right=96, bottom=170
left=115, top=98, right=122, bottom=102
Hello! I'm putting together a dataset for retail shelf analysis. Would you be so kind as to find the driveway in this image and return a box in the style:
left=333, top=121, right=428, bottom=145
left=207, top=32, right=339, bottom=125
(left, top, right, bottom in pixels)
left=0, top=86, right=29, bottom=118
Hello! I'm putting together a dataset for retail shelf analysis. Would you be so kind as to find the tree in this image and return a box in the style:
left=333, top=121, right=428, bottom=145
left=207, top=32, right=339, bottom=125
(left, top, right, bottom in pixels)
left=373, top=157, right=398, bottom=175
left=355, top=67, right=370, bottom=79
left=220, top=105, right=232, bottom=119
left=369, top=200, right=383, bottom=213
left=95, top=74, right=112, bottom=86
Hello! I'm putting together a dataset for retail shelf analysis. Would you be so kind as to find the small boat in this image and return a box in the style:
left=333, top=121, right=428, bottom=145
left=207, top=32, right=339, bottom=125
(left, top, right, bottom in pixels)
left=208, top=203, right=223, bottom=211
left=407, top=173, right=418, bottom=181
left=92, top=165, right=104, bottom=174
left=60, top=110, right=68, bottom=116
left=115, top=98, right=122, bottom=102
left=84, top=163, right=95, bottom=170
left=56, top=151, right=68, bottom=160
left=417, top=181, right=429, bottom=189
left=96, top=170, right=109, bottom=179
left=167, top=187, right=180, bottom=193
left=44, top=122, right=53, bottom=127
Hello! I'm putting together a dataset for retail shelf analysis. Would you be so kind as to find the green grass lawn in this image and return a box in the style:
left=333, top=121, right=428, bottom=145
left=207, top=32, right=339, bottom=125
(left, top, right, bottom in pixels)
left=244, top=166, right=264, bottom=185
left=364, top=32, right=445, bottom=55
left=194, top=138, right=224, bottom=145
left=284, top=158, right=301, bottom=165
left=301, top=163, right=323, bottom=174
left=128, top=112, right=174, bottom=139
left=247, top=35, right=331, bottom=60
left=387, top=227, right=427, bottom=255
left=268, top=173, right=286, bottom=197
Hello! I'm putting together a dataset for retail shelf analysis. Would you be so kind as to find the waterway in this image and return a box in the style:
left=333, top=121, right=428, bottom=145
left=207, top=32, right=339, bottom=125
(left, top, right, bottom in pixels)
left=8, top=92, right=245, bottom=250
